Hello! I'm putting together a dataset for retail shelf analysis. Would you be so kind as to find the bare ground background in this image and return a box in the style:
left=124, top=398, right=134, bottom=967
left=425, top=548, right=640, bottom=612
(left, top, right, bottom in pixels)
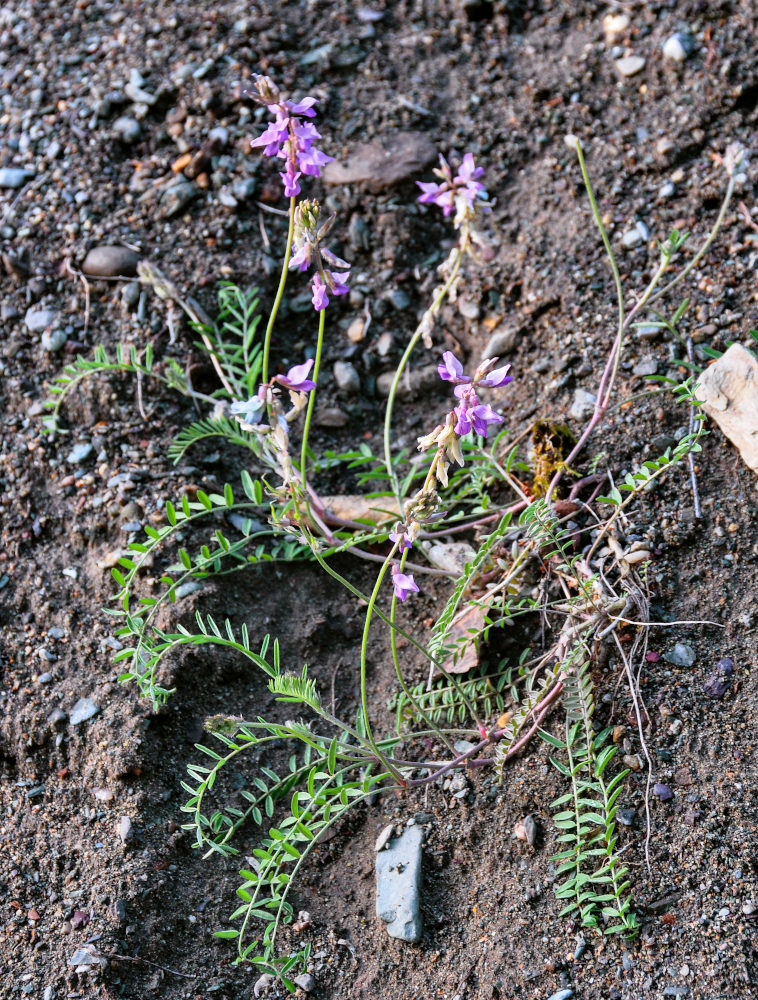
left=2, top=1, right=758, bottom=998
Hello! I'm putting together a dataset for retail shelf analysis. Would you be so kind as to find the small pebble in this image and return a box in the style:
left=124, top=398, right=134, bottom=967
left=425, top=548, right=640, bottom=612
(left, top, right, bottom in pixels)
left=174, top=581, right=203, bottom=599
left=664, top=643, right=695, bottom=667
left=315, top=407, right=349, bottom=428
left=458, top=296, right=480, bottom=320
left=547, top=990, right=574, bottom=1000
left=118, top=816, right=133, bottom=843
left=663, top=32, right=694, bottom=63
left=42, top=329, right=67, bottom=353
left=615, top=55, right=646, bottom=77
left=69, top=698, right=100, bottom=725
left=232, top=177, right=257, bottom=201
left=386, top=288, right=410, bottom=311
left=82, top=245, right=140, bottom=278
left=659, top=180, right=676, bottom=199
left=654, top=783, right=674, bottom=802
left=162, top=179, right=198, bottom=218
left=514, top=814, right=537, bottom=846
left=113, top=116, right=142, bottom=144
left=293, top=974, right=315, bottom=992
left=617, top=808, right=636, bottom=827
left=375, top=824, right=394, bottom=852
left=376, top=331, right=393, bottom=356
left=633, top=358, right=659, bottom=376
left=484, top=325, right=518, bottom=357
left=347, top=317, right=366, bottom=343
left=603, top=12, right=629, bottom=45
left=622, top=228, right=643, bottom=249
left=333, top=360, right=361, bottom=394
left=25, top=308, right=58, bottom=333
left=67, top=442, right=94, bottom=465
left=570, top=388, right=596, bottom=419
left=36, top=672, right=53, bottom=685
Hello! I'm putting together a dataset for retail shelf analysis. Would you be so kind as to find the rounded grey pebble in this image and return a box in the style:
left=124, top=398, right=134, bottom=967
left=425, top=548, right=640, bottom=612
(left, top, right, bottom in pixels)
left=232, top=177, right=257, bottom=201
left=122, top=281, right=141, bottom=309
left=208, top=126, right=229, bottom=147
left=547, top=990, right=574, bottom=1000
left=333, top=360, right=361, bottom=394
left=385, top=288, right=410, bottom=310
left=42, top=329, right=68, bottom=353
left=293, top=974, right=315, bottom=992
left=113, top=116, right=141, bottom=144
left=82, top=245, right=140, bottom=278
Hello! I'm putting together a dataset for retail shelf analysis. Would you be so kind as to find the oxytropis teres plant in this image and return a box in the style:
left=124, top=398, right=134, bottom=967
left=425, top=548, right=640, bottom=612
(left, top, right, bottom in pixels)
left=44, top=75, right=745, bottom=990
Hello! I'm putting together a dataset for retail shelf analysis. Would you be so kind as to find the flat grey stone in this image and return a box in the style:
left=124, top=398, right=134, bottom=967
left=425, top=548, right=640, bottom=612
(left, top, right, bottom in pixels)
left=376, top=824, right=423, bottom=942
left=663, top=33, right=694, bottom=63
left=69, top=697, right=100, bottom=725
left=622, top=228, right=643, bottom=248
left=113, top=116, right=141, bottom=144
left=633, top=358, right=659, bottom=376
left=232, top=177, right=257, bottom=201
left=161, top=179, right=198, bottom=218
left=664, top=642, right=695, bottom=667
left=570, top=388, right=597, bottom=419
left=67, top=442, right=94, bottom=465
left=483, top=325, right=518, bottom=358
left=118, top=815, right=133, bottom=843
left=323, top=131, right=436, bottom=193
left=0, top=167, right=34, bottom=188
left=25, top=308, right=58, bottom=333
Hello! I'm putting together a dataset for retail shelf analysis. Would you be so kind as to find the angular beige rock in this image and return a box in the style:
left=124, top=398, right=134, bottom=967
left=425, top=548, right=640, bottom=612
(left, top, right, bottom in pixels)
left=323, top=132, right=437, bottom=193
left=694, top=343, right=758, bottom=472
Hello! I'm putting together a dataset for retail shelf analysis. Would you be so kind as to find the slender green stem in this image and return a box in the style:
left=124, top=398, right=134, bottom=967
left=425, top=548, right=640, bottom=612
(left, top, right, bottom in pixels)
left=383, top=230, right=469, bottom=501
left=261, top=196, right=296, bottom=385
left=389, top=550, right=458, bottom=755
left=300, top=308, right=326, bottom=484
left=359, top=545, right=406, bottom=783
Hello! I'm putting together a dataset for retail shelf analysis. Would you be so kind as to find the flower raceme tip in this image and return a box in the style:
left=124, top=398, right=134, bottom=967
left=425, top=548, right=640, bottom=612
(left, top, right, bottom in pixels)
left=289, top=200, right=351, bottom=311
left=248, top=75, right=333, bottom=199
left=417, top=152, right=489, bottom=228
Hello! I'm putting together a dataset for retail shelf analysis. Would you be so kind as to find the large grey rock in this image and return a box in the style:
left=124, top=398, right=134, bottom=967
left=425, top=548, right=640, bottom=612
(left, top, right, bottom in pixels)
left=323, top=132, right=436, bottom=193
left=25, top=308, right=58, bottom=333
left=376, top=824, right=423, bottom=942
left=0, top=167, right=33, bottom=188
left=483, top=325, right=518, bottom=358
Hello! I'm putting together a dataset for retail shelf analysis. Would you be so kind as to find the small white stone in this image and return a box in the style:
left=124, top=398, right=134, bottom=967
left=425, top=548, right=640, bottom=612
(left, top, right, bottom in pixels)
left=615, top=55, right=646, bottom=78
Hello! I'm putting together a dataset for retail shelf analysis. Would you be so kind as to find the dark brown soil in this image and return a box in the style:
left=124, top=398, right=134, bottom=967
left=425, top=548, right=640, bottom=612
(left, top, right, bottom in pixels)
left=2, top=2, right=758, bottom=998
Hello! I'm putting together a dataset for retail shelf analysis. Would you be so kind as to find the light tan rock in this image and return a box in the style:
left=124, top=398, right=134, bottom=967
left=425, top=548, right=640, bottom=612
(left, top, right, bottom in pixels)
left=694, top=343, right=758, bottom=472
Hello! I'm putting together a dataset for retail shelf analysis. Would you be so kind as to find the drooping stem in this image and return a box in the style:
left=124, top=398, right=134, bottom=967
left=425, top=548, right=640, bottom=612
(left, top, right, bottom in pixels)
left=261, top=195, right=296, bottom=385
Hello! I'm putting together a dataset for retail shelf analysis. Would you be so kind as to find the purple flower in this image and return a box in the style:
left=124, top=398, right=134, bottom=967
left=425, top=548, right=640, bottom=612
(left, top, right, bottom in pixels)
left=311, top=273, right=329, bottom=311
left=392, top=565, right=419, bottom=602
left=230, top=392, right=266, bottom=425
left=438, top=352, right=471, bottom=385
left=276, top=359, right=316, bottom=392
left=248, top=76, right=333, bottom=198
left=389, top=527, right=413, bottom=551
left=417, top=153, right=489, bottom=228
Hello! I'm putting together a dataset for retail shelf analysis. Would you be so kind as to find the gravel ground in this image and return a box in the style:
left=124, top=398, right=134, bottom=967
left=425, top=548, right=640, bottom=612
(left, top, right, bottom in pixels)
left=2, top=1, right=758, bottom=998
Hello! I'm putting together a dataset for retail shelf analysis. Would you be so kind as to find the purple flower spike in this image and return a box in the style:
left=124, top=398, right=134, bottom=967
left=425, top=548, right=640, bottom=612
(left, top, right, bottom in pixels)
left=438, top=351, right=470, bottom=384
left=276, top=359, right=316, bottom=393
left=392, top=564, right=419, bottom=602
left=417, top=152, right=489, bottom=228
left=248, top=76, right=333, bottom=198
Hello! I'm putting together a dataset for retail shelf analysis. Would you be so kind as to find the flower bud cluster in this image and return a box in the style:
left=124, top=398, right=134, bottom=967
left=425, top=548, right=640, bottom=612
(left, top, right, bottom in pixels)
left=289, top=200, right=350, bottom=310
